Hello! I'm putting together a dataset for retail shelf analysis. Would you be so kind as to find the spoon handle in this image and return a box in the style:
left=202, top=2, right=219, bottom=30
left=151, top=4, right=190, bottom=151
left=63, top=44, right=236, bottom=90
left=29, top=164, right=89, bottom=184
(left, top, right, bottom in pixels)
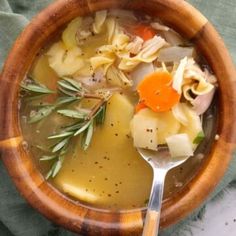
left=142, top=210, right=160, bottom=236
left=142, top=168, right=167, bottom=236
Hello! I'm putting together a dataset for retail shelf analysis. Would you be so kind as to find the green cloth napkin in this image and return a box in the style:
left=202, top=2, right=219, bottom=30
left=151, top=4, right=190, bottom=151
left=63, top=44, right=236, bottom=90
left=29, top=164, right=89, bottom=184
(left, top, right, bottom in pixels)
left=0, top=1, right=235, bottom=235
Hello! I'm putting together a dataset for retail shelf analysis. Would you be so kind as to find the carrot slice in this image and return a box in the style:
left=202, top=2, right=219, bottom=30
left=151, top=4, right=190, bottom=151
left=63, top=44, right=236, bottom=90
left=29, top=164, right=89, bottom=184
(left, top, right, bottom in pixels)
left=133, top=24, right=156, bottom=41
left=137, top=71, right=181, bottom=112
left=135, top=101, right=147, bottom=113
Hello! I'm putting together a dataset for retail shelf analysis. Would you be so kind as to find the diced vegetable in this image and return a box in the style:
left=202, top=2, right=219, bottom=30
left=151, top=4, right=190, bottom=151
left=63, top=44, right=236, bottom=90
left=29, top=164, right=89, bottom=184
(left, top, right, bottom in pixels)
left=132, top=24, right=156, bottom=41
left=179, top=105, right=203, bottom=145
left=137, top=71, right=181, bottom=112
left=130, top=62, right=154, bottom=90
left=191, top=88, right=216, bottom=115
left=106, top=93, right=134, bottom=130
left=150, top=22, right=169, bottom=31
left=131, top=109, right=158, bottom=151
left=166, top=133, right=194, bottom=157
left=172, top=57, right=188, bottom=94
left=131, top=108, right=181, bottom=148
left=135, top=101, right=147, bottom=113
left=162, top=30, right=185, bottom=46
left=153, top=110, right=181, bottom=144
left=158, top=46, right=193, bottom=62
left=193, top=131, right=205, bottom=144
left=172, top=103, right=189, bottom=126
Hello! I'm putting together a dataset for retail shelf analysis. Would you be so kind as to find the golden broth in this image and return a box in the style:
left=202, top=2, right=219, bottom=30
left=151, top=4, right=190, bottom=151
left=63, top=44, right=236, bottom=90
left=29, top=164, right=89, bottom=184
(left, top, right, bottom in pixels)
left=19, top=11, right=214, bottom=210
left=20, top=54, right=206, bottom=210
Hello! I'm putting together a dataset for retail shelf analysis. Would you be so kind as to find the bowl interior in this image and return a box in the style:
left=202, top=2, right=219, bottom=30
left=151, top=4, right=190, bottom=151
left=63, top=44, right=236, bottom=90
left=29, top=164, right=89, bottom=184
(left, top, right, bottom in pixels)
left=0, top=0, right=235, bottom=235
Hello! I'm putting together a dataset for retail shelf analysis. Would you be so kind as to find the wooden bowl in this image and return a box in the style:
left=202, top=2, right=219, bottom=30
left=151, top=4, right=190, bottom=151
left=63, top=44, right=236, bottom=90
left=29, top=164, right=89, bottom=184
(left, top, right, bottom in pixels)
left=0, top=0, right=236, bottom=235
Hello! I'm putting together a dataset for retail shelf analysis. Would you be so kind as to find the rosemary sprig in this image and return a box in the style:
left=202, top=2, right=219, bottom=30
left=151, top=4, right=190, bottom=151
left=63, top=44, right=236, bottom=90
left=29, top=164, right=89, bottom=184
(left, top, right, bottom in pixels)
left=21, top=76, right=110, bottom=179
left=21, top=77, right=55, bottom=94
left=44, top=101, right=107, bottom=179
left=22, top=77, right=104, bottom=124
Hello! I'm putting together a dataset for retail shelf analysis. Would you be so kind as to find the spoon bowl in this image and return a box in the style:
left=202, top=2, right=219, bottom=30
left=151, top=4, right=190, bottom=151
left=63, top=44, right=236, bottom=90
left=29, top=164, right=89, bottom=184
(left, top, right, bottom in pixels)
left=138, top=147, right=191, bottom=236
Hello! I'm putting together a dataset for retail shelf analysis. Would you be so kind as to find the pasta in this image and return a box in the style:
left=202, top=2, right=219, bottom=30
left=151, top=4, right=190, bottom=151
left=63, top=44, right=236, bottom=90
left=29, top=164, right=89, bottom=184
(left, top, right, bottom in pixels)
left=45, top=9, right=215, bottom=155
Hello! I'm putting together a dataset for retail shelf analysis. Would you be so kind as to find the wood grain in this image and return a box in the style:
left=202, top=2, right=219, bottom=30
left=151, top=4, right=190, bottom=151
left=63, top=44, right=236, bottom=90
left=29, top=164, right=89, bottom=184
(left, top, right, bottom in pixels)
left=0, top=0, right=235, bottom=235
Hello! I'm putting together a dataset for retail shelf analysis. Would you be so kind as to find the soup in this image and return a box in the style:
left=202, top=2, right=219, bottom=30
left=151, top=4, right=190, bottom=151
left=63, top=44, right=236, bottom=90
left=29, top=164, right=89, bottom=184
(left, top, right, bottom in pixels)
left=20, top=9, right=217, bottom=210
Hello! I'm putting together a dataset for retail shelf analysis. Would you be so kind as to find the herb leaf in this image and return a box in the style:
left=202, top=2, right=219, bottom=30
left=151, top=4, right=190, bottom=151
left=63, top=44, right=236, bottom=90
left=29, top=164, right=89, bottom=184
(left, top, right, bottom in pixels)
left=52, top=137, right=70, bottom=153
left=57, top=109, right=88, bottom=119
left=193, top=131, right=205, bottom=144
left=21, top=81, right=55, bottom=94
left=29, top=106, right=55, bottom=124
left=58, top=80, right=80, bottom=92
left=48, top=131, right=74, bottom=140
left=40, top=155, right=58, bottom=161
left=81, top=120, right=94, bottom=150
left=95, top=104, right=106, bottom=125
left=22, top=76, right=110, bottom=179
left=74, top=121, right=92, bottom=136
left=21, top=84, right=54, bottom=94
left=52, top=157, right=64, bottom=178
left=62, top=77, right=83, bottom=91
left=55, top=96, right=80, bottom=106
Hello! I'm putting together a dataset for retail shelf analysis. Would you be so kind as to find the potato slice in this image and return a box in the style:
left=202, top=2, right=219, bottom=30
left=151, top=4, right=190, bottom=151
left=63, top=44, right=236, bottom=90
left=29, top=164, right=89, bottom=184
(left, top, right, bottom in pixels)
left=131, top=110, right=158, bottom=150
left=166, top=133, right=193, bottom=157
left=131, top=108, right=181, bottom=150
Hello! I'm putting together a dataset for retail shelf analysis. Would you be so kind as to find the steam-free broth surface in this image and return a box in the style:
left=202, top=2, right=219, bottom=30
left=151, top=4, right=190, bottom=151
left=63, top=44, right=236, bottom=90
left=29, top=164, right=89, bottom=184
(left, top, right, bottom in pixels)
left=20, top=54, right=207, bottom=210
left=20, top=9, right=216, bottom=210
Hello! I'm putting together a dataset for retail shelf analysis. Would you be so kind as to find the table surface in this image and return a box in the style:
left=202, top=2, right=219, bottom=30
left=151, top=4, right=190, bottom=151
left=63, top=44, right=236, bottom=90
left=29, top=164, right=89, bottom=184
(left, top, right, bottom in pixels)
left=186, top=185, right=236, bottom=235
left=187, top=1, right=236, bottom=235
left=0, top=1, right=236, bottom=236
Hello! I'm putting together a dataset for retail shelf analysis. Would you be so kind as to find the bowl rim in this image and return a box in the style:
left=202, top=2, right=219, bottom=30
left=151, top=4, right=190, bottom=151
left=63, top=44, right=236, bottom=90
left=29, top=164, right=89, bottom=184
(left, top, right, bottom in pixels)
left=0, top=0, right=236, bottom=235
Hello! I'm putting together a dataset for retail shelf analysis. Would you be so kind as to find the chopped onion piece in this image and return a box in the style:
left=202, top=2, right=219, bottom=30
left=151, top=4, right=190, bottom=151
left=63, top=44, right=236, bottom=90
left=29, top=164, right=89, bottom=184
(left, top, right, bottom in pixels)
left=150, top=22, right=170, bottom=31
left=162, top=30, right=185, bottom=46
left=172, top=57, right=188, bottom=94
left=130, top=63, right=154, bottom=90
left=158, top=46, right=193, bottom=62
left=192, top=88, right=216, bottom=115
left=172, top=103, right=189, bottom=126
left=166, top=133, right=194, bottom=158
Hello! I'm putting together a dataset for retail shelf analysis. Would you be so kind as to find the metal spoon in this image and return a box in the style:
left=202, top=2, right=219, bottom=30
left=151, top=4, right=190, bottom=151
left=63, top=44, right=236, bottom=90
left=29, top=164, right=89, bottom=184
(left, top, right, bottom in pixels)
left=139, top=146, right=191, bottom=236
